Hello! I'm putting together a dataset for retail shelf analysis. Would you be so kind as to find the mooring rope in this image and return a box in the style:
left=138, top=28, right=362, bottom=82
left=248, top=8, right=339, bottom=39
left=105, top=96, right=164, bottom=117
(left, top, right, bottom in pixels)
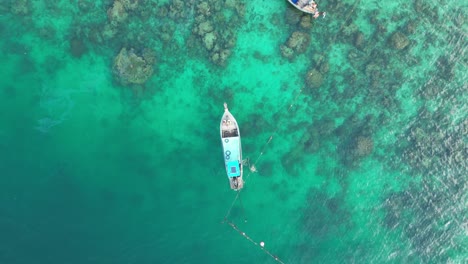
left=221, top=1, right=363, bottom=263
left=226, top=220, right=286, bottom=264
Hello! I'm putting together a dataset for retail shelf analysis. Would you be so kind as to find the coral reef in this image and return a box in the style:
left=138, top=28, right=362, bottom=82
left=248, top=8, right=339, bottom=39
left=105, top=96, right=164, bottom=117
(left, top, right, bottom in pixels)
left=299, top=16, right=313, bottom=29
left=353, top=31, right=365, bottom=49
left=280, top=31, right=310, bottom=60
left=401, top=107, right=467, bottom=175
left=281, top=144, right=305, bottom=176
left=305, top=69, right=323, bottom=89
left=102, top=0, right=142, bottom=43
left=190, top=0, right=243, bottom=66
left=120, top=0, right=139, bottom=11
left=284, top=8, right=302, bottom=25
left=284, top=6, right=313, bottom=30
left=336, top=114, right=376, bottom=167
left=287, top=31, right=310, bottom=53
left=10, top=0, right=30, bottom=15
left=353, top=136, right=374, bottom=157
left=298, top=188, right=351, bottom=263
left=389, top=31, right=410, bottom=50
left=384, top=180, right=467, bottom=263
left=107, top=0, right=128, bottom=26
left=69, top=37, right=87, bottom=58
left=113, top=48, right=155, bottom=85
left=280, top=117, right=337, bottom=175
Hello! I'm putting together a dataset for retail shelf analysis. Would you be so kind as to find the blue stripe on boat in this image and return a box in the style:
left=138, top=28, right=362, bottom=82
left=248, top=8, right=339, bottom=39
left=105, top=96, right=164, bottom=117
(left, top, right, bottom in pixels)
left=227, top=161, right=240, bottom=177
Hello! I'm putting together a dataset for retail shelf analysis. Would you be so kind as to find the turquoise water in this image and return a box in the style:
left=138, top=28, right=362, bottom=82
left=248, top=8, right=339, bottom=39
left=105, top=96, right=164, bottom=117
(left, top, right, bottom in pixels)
left=1, top=0, right=467, bottom=263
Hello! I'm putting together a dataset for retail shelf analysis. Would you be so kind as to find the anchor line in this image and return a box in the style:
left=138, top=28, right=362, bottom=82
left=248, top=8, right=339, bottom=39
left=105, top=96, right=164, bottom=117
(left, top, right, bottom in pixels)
left=221, top=1, right=362, bottom=262
left=221, top=88, right=303, bottom=264
left=225, top=220, right=286, bottom=264
left=245, top=87, right=304, bottom=183
left=222, top=86, right=304, bottom=222
left=222, top=191, right=240, bottom=223
left=238, top=190, right=247, bottom=223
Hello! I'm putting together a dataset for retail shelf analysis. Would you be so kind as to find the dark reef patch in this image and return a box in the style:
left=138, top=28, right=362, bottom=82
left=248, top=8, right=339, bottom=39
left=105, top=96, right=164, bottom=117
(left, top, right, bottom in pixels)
left=70, top=37, right=88, bottom=58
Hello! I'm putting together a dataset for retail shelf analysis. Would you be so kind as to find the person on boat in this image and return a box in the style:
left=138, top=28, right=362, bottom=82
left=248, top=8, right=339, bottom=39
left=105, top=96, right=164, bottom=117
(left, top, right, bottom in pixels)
left=304, top=1, right=326, bottom=19
left=301, top=0, right=317, bottom=12
left=294, top=0, right=325, bottom=19
left=297, top=0, right=312, bottom=8
left=313, top=11, right=320, bottom=18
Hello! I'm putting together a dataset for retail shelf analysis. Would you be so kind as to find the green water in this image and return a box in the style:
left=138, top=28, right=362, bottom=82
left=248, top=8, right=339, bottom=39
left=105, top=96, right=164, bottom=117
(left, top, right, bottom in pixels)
left=1, top=0, right=467, bottom=263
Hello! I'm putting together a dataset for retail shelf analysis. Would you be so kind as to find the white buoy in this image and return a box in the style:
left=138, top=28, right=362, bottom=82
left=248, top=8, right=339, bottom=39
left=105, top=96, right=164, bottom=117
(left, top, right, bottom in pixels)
left=260, top=241, right=265, bottom=247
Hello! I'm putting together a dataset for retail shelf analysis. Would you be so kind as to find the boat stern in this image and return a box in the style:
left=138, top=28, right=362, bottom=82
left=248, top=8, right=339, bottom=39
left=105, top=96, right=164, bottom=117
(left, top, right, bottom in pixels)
left=229, top=176, right=244, bottom=190
left=226, top=160, right=244, bottom=190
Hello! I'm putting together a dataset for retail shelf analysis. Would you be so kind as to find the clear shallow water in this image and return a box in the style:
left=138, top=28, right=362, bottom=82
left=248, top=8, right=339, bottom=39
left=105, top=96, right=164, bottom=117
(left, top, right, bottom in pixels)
left=0, top=0, right=466, bottom=263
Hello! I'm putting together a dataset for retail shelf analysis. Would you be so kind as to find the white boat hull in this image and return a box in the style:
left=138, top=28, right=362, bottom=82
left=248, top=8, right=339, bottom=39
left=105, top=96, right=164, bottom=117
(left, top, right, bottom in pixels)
left=287, top=0, right=320, bottom=15
left=220, top=103, right=244, bottom=190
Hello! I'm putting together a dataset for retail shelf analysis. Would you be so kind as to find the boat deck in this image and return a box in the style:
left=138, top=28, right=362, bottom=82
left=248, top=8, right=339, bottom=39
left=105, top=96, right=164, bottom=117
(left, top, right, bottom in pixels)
left=221, top=119, right=239, bottom=138
left=223, top=128, right=238, bottom=138
left=220, top=103, right=243, bottom=191
left=229, top=177, right=244, bottom=190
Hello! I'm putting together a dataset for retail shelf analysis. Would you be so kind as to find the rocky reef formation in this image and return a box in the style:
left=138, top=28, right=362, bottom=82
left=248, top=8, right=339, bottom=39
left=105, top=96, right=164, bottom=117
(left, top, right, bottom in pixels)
left=284, top=7, right=313, bottom=29
left=107, top=0, right=139, bottom=23
left=401, top=107, right=466, bottom=175
left=69, top=37, right=88, bottom=58
left=384, top=181, right=467, bottom=263
left=281, top=113, right=375, bottom=174
left=107, top=0, right=129, bottom=26
left=302, top=189, right=350, bottom=237
left=336, top=114, right=376, bottom=168
left=305, top=69, right=323, bottom=89
left=280, top=2, right=325, bottom=63
left=280, top=31, right=311, bottom=60
left=189, top=0, right=244, bottom=66
left=297, top=188, right=352, bottom=262
left=304, top=55, right=329, bottom=92
left=281, top=117, right=336, bottom=176
left=389, top=31, right=410, bottom=50
left=104, top=0, right=141, bottom=41
left=352, top=136, right=374, bottom=157
left=10, top=0, right=30, bottom=15
left=113, top=48, right=155, bottom=85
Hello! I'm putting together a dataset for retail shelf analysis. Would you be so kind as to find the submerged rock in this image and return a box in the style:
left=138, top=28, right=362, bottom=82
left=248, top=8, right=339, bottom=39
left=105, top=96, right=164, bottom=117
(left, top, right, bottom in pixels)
left=281, top=31, right=310, bottom=60
left=305, top=69, right=324, bottom=89
left=120, top=0, right=139, bottom=10
left=203, top=32, right=216, bottom=51
left=354, top=136, right=374, bottom=157
left=107, top=0, right=128, bottom=26
left=102, top=23, right=118, bottom=40
left=198, top=21, right=214, bottom=35
left=436, top=56, right=455, bottom=81
left=300, top=15, right=312, bottom=29
left=405, top=20, right=418, bottom=34
left=189, top=0, right=240, bottom=66
left=390, top=31, right=410, bottom=50
left=280, top=45, right=294, bottom=60
left=212, top=49, right=231, bottom=66
left=285, top=7, right=302, bottom=25
left=113, top=48, right=154, bottom=85
left=287, top=31, right=310, bottom=53
left=353, top=31, right=365, bottom=49
left=70, top=38, right=87, bottom=58
left=11, top=0, right=30, bottom=15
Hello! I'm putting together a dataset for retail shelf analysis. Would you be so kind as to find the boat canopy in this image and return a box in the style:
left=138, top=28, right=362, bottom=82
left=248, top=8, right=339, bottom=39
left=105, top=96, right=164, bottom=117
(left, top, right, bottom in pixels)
left=227, top=161, right=241, bottom=177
